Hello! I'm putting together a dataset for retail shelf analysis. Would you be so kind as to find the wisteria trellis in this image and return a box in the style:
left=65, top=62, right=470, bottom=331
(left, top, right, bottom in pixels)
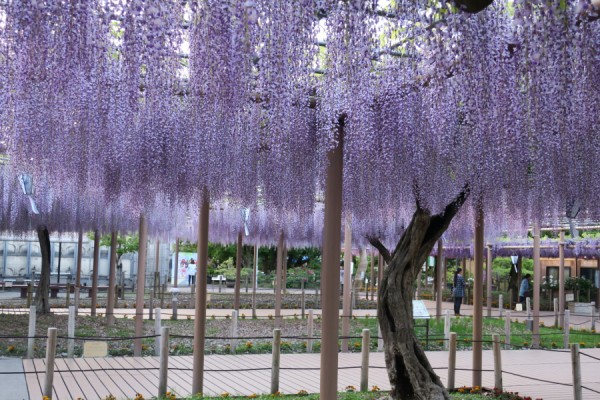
left=0, top=0, right=598, bottom=247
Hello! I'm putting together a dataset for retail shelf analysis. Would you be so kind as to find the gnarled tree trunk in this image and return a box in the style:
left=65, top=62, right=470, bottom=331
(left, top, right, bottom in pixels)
left=35, top=225, right=51, bottom=314
left=369, top=187, right=469, bottom=400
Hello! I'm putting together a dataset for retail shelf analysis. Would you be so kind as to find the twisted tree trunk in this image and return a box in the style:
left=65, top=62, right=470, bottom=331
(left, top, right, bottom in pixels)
left=369, top=186, right=469, bottom=400
left=35, top=225, right=51, bottom=314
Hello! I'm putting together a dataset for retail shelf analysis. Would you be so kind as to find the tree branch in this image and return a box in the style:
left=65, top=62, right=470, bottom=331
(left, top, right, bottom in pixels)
left=423, top=182, right=470, bottom=247
left=367, top=236, right=392, bottom=264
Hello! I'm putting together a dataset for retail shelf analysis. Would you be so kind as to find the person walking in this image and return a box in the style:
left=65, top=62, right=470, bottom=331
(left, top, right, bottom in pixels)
left=453, top=268, right=465, bottom=316
left=187, top=259, right=197, bottom=286
left=519, top=274, right=531, bottom=305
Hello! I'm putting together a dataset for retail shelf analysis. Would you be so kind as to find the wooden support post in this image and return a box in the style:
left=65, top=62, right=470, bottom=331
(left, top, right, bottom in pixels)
left=160, top=283, right=166, bottom=309
left=134, top=214, right=148, bottom=357
left=564, top=310, right=570, bottom=349
left=231, top=310, right=238, bottom=354
left=448, top=332, right=457, bottom=391
left=27, top=306, right=36, bottom=359
left=174, top=238, right=179, bottom=288
left=493, top=334, right=502, bottom=391
left=271, top=329, right=281, bottom=394
left=68, top=306, right=75, bottom=358
left=444, top=310, right=451, bottom=351
left=171, top=290, right=178, bottom=321
left=377, top=324, right=383, bottom=352
left=504, top=311, right=511, bottom=348
left=472, top=206, right=484, bottom=387
left=571, top=343, right=582, bottom=400
left=360, top=329, right=370, bottom=392
left=192, top=190, right=210, bottom=396
left=499, top=294, right=504, bottom=318
left=307, top=309, right=314, bottom=353
left=590, top=303, right=596, bottom=332
left=155, top=308, right=161, bottom=356
left=319, top=120, right=343, bottom=400
left=158, top=327, right=169, bottom=399
left=43, top=327, right=57, bottom=399
left=149, top=296, right=154, bottom=320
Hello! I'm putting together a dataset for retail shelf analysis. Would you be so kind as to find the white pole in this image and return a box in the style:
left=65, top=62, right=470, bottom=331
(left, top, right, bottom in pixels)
left=68, top=306, right=75, bottom=358
left=564, top=310, right=570, bottom=349
left=154, top=307, right=161, bottom=356
left=158, top=327, right=170, bottom=398
left=27, top=306, right=36, bottom=359
left=504, top=311, right=511, bottom=348
left=231, top=310, right=238, bottom=354
left=307, top=309, right=314, bottom=353
left=444, top=310, right=451, bottom=351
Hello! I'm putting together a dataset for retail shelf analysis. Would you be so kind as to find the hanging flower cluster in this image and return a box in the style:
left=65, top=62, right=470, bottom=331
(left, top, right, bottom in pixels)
left=0, top=1, right=597, bottom=246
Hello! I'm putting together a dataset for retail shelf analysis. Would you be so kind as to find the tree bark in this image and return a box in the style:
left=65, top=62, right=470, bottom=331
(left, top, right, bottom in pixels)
left=35, top=225, right=51, bottom=314
left=368, top=186, right=469, bottom=400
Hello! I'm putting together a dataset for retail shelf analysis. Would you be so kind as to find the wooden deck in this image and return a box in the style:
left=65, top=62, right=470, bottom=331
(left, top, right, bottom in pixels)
left=22, top=348, right=600, bottom=399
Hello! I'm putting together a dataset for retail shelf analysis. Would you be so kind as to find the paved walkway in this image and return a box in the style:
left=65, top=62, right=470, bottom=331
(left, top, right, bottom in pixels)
left=19, top=348, right=600, bottom=400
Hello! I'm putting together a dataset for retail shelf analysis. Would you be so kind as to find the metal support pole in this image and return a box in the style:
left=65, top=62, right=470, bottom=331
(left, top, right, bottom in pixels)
left=231, top=310, right=238, bottom=354
left=43, top=327, right=57, bottom=399
left=571, top=343, right=582, bottom=400
left=564, top=310, right=570, bottom=349
left=499, top=294, right=503, bottom=318
left=158, top=327, right=169, bottom=398
left=271, top=329, right=281, bottom=394
left=444, top=310, right=451, bottom=351
left=27, top=306, right=36, bottom=359
left=68, top=306, right=75, bottom=358
left=155, top=308, right=161, bottom=356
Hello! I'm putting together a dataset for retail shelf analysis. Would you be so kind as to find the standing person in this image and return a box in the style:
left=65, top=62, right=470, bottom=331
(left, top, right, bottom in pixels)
left=453, top=268, right=465, bottom=316
left=519, top=274, right=531, bottom=306
left=188, top=259, right=197, bottom=286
